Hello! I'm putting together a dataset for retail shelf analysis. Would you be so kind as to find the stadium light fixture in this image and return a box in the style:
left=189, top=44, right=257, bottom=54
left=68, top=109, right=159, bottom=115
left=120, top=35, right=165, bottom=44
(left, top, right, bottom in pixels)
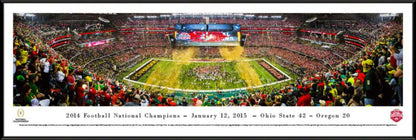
left=134, top=16, right=145, bottom=19
left=16, top=13, right=25, bottom=16
left=244, top=14, right=255, bottom=17
left=379, top=13, right=398, bottom=17
left=127, top=17, right=134, bottom=22
left=271, top=15, right=282, bottom=19
left=98, top=17, right=110, bottom=23
left=147, top=16, right=158, bottom=18
left=160, top=14, right=171, bottom=17
left=25, top=13, right=36, bottom=17
left=258, top=16, right=268, bottom=18
left=305, top=17, right=317, bottom=23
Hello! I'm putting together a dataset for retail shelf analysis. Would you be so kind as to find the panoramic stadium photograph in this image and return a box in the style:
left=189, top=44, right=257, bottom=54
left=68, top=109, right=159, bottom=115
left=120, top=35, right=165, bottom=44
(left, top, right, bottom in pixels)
left=12, top=13, right=403, bottom=107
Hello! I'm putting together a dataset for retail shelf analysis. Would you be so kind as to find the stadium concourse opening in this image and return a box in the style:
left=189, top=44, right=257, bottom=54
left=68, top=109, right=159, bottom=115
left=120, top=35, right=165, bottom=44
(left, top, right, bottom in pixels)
left=13, top=13, right=403, bottom=106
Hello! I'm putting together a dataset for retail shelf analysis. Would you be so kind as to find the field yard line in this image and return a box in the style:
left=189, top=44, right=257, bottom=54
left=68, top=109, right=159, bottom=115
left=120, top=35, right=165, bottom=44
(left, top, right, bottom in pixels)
left=123, top=58, right=292, bottom=93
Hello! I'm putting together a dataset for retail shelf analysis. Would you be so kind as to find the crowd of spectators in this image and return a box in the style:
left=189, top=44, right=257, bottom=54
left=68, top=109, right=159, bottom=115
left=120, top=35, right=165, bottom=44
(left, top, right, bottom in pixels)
left=112, top=16, right=304, bottom=29
left=280, top=43, right=343, bottom=65
left=270, top=47, right=329, bottom=76
left=243, top=46, right=271, bottom=58
left=75, top=33, right=113, bottom=44
left=299, top=35, right=338, bottom=44
left=199, top=47, right=221, bottom=58
left=244, top=33, right=295, bottom=47
left=301, top=27, right=339, bottom=34
left=243, top=32, right=344, bottom=69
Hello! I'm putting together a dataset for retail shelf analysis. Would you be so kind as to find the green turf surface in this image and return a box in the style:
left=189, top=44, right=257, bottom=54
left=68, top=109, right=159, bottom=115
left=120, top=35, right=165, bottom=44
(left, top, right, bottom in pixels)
left=136, top=60, right=174, bottom=84
left=179, top=61, right=247, bottom=90
left=264, top=58, right=299, bottom=80
left=248, top=60, right=277, bottom=84
left=122, top=58, right=299, bottom=92
left=134, top=59, right=280, bottom=90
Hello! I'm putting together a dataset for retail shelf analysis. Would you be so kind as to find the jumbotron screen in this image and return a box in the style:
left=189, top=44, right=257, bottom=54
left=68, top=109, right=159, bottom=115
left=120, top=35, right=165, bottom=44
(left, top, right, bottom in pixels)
left=174, top=24, right=241, bottom=46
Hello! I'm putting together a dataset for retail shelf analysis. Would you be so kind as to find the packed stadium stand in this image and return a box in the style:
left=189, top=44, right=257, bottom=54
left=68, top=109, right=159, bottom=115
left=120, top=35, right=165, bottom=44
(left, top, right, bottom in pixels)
left=13, top=13, right=403, bottom=106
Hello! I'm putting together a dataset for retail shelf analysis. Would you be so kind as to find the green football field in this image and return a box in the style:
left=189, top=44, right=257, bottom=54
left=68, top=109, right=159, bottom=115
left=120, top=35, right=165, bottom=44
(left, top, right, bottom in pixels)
left=133, top=59, right=281, bottom=90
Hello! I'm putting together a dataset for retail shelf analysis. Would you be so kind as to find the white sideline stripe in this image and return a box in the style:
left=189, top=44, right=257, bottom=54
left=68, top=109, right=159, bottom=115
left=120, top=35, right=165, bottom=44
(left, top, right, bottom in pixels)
left=123, top=58, right=292, bottom=93
left=261, top=58, right=292, bottom=82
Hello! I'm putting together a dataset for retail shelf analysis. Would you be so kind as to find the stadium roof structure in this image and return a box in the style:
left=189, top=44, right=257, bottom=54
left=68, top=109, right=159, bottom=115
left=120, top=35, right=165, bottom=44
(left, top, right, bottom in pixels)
left=14, top=13, right=402, bottom=24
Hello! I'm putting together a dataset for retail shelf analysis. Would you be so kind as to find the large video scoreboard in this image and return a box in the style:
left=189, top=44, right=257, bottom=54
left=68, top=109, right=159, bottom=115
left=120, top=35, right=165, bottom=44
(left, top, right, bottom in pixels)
left=174, top=24, right=241, bottom=46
